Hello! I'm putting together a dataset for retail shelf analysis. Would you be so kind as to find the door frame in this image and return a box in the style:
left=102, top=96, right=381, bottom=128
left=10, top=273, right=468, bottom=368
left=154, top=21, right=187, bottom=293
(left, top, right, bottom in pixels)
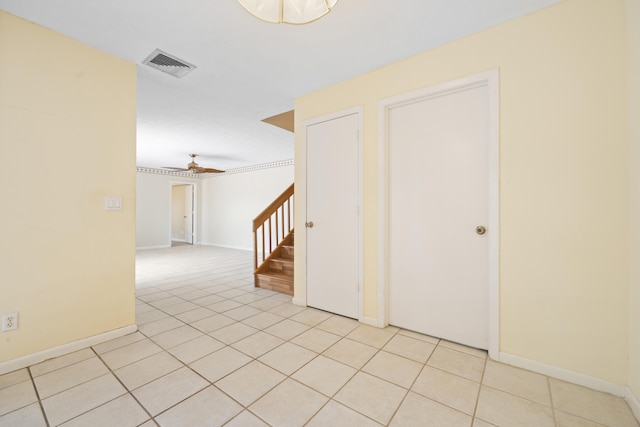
left=170, top=181, right=197, bottom=245
left=377, top=69, right=500, bottom=359
left=296, top=107, right=364, bottom=321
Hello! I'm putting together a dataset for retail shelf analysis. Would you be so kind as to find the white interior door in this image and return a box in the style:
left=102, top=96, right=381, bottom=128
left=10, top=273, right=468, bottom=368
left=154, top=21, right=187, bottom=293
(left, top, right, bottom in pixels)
left=306, top=112, right=360, bottom=319
left=386, top=81, right=491, bottom=349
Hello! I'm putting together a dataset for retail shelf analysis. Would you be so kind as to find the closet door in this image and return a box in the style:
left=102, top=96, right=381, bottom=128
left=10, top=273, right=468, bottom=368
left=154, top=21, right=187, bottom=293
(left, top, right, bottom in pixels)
left=306, top=112, right=360, bottom=319
left=387, top=83, right=491, bottom=349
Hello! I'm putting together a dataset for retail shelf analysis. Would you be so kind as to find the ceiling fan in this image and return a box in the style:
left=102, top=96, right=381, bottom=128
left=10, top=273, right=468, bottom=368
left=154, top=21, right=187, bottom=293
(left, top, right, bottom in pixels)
left=163, top=154, right=225, bottom=174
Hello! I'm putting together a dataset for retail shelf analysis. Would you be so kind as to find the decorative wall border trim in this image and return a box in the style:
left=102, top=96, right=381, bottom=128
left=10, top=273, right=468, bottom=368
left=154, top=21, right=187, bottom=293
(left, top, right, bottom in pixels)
left=217, top=159, right=294, bottom=176
left=136, top=159, right=294, bottom=178
left=135, top=167, right=198, bottom=178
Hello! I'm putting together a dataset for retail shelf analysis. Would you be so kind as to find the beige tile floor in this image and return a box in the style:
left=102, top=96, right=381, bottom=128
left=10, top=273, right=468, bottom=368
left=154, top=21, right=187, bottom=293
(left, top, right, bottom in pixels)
left=1, top=245, right=638, bottom=427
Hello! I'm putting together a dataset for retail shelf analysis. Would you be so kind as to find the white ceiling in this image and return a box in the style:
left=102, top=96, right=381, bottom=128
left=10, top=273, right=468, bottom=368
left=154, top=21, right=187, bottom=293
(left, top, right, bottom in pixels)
left=0, top=0, right=560, bottom=171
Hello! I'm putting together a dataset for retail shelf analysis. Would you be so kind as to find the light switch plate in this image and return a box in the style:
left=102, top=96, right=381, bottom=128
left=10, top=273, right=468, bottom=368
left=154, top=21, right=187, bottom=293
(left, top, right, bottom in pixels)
left=104, top=196, right=123, bottom=211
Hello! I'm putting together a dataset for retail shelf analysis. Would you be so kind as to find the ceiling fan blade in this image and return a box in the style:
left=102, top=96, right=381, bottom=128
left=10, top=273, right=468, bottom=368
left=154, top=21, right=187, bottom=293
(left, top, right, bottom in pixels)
left=200, top=167, right=225, bottom=173
left=191, top=166, right=224, bottom=174
left=162, top=166, right=190, bottom=171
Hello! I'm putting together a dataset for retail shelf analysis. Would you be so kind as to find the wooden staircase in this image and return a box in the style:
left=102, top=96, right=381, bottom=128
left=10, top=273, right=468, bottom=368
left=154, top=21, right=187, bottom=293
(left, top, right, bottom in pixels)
left=254, top=231, right=294, bottom=295
left=253, top=183, right=294, bottom=295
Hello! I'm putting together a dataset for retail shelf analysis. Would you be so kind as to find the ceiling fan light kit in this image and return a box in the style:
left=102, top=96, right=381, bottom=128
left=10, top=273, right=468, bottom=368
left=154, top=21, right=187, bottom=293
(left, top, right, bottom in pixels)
left=237, top=0, right=338, bottom=24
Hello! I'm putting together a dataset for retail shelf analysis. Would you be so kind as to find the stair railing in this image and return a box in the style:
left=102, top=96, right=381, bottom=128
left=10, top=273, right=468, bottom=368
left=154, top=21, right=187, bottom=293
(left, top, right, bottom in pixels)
left=253, top=183, right=294, bottom=272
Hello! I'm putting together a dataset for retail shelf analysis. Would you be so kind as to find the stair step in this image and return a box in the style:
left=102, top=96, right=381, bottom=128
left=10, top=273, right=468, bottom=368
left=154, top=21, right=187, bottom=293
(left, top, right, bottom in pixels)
left=280, top=246, right=294, bottom=259
left=269, top=258, right=293, bottom=276
left=254, top=227, right=294, bottom=296
left=255, top=271, right=293, bottom=295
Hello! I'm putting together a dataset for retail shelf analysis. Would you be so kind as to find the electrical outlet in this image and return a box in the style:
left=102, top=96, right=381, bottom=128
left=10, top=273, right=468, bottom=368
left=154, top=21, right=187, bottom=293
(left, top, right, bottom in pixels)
left=2, top=312, right=18, bottom=332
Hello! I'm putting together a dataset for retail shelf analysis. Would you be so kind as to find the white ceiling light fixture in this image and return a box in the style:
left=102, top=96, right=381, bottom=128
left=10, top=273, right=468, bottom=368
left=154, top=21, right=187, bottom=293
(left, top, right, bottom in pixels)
left=237, top=0, right=338, bottom=24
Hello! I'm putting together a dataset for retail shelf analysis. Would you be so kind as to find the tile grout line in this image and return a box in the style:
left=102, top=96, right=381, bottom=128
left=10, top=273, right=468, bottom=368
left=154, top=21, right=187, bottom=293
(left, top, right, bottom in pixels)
left=150, top=290, right=469, bottom=426
left=197, top=314, right=383, bottom=425
left=135, top=294, right=313, bottom=424
left=292, top=326, right=378, bottom=426
left=12, top=245, right=626, bottom=426
left=27, top=366, right=51, bottom=427
left=89, top=347, right=157, bottom=426
left=138, top=247, right=636, bottom=424
left=408, top=338, right=491, bottom=422
left=415, top=339, right=489, bottom=422
left=140, top=266, right=443, bottom=425
left=293, top=326, right=391, bottom=426
left=471, top=347, right=489, bottom=424
left=124, top=309, right=241, bottom=423
left=369, top=328, right=410, bottom=426
left=547, top=376, right=558, bottom=426
left=156, top=285, right=302, bottom=424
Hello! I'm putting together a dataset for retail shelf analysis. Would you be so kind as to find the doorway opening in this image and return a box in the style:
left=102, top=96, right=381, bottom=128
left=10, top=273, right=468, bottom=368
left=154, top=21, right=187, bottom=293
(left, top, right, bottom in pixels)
left=171, top=183, right=196, bottom=246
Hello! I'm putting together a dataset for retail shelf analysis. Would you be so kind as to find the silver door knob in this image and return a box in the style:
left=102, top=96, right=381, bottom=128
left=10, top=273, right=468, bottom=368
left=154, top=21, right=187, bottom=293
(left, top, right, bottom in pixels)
left=305, top=221, right=314, bottom=228
left=475, top=225, right=486, bottom=235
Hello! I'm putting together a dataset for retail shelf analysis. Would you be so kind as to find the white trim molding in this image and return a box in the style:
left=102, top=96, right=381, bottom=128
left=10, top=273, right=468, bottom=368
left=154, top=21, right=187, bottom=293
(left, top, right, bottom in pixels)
left=0, top=324, right=137, bottom=375
left=360, top=316, right=381, bottom=328
left=216, top=159, right=294, bottom=176
left=136, top=167, right=201, bottom=178
left=501, top=353, right=640, bottom=423
left=136, top=244, right=171, bottom=250
left=626, top=387, right=640, bottom=423
left=500, top=351, right=640, bottom=413
left=198, top=242, right=252, bottom=252
left=377, top=69, right=500, bottom=359
left=136, top=159, right=294, bottom=178
left=170, top=181, right=198, bottom=245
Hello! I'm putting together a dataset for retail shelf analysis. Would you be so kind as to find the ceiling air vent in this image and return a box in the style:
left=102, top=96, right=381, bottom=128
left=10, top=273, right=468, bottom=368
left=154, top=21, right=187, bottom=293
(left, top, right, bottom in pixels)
left=141, top=49, right=196, bottom=78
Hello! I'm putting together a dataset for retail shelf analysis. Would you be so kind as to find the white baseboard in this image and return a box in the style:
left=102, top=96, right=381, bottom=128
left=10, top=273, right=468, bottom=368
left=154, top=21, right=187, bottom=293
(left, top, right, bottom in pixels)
left=136, top=244, right=171, bottom=250
left=500, top=352, right=640, bottom=423
left=627, top=387, right=640, bottom=422
left=0, top=324, right=137, bottom=375
left=360, top=316, right=384, bottom=328
left=198, top=242, right=252, bottom=251
left=499, top=352, right=628, bottom=398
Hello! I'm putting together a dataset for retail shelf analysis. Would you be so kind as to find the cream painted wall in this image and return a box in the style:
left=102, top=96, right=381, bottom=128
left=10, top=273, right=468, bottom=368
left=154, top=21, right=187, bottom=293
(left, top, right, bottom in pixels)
left=136, top=172, right=200, bottom=249
left=200, top=165, right=294, bottom=251
left=0, top=12, right=136, bottom=363
left=628, top=0, right=640, bottom=402
left=295, top=0, right=629, bottom=384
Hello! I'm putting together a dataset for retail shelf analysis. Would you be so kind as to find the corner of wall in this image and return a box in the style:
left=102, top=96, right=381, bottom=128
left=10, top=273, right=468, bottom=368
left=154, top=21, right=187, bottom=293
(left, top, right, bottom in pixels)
left=627, top=0, right=640, bottom=406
